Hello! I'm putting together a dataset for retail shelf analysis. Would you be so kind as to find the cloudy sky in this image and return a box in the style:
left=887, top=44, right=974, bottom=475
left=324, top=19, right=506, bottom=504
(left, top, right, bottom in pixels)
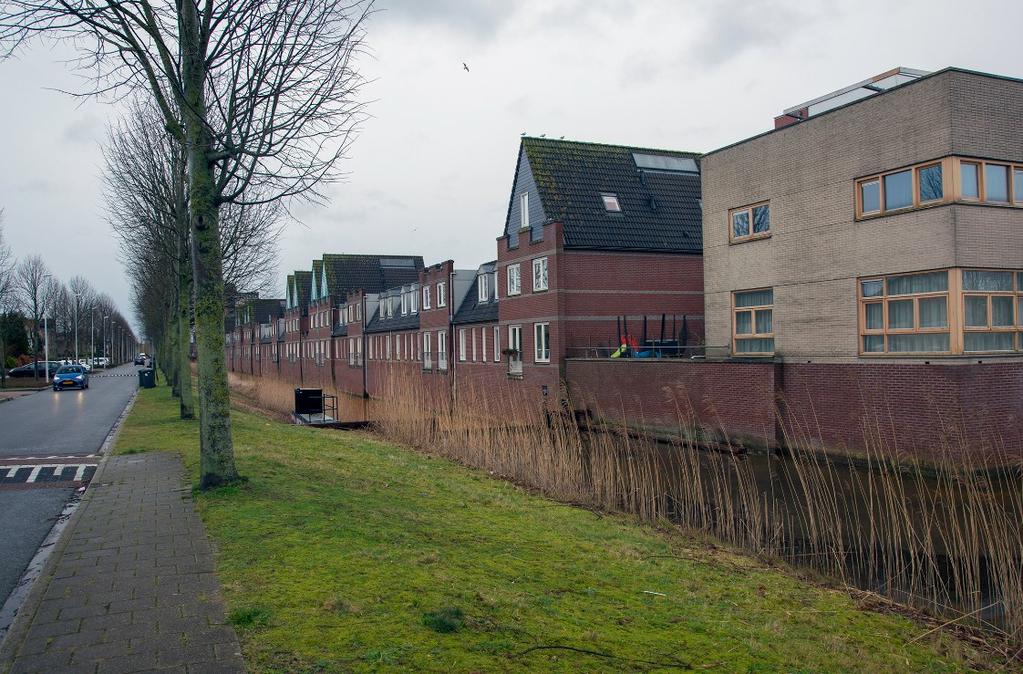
left=0, top=0, right=1020, bottom=333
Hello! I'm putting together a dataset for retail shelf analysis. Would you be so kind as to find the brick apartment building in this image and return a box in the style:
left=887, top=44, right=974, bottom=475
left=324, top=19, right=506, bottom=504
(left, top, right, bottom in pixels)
left=571, top=67, right=1023, bottom=460
left=495, top=137, right=706, bottom=397
left=225, top=71, right=1022, bottom=462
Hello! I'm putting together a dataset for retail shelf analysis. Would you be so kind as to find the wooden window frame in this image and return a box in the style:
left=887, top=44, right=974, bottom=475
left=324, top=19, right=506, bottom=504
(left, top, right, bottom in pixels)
left=855, top=158, right=955, bottom=219
left=731, top=289, right=774, bottom=356
left=728, top=201, right=771, bottom=244
left=857, top=157, right=1023, bottom=220
left=961, top=270, right=1022, bottom=353
left=437, top=282, right=447, bottom=307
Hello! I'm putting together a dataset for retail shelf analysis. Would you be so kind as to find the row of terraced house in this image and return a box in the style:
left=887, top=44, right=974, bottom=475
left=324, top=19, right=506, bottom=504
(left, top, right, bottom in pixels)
left=227, top=67, right=1023, bottom=462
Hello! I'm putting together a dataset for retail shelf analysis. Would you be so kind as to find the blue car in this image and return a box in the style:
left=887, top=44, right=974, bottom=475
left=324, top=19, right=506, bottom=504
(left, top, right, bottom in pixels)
left=53, top=365, right=89, bottom=391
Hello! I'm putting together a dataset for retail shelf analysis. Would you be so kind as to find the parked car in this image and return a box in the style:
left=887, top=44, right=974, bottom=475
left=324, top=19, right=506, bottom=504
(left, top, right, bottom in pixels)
left=7, top=362, right=58, bottom=378
left=53, top=365, right=89, bottom=391
left=134, top=354, right=146, bottom=365
left=94, top=357, right=111, bottom=368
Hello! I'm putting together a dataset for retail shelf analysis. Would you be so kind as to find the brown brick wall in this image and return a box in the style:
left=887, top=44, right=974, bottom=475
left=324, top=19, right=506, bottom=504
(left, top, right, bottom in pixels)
left=565, top=359, right=1023, bottom=463
left=565, top=359, right=778, bottom=446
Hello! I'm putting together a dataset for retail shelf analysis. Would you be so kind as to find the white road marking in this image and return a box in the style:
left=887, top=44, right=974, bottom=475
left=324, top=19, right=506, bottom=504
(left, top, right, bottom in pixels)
left=0, top=464, right=96, bottom=483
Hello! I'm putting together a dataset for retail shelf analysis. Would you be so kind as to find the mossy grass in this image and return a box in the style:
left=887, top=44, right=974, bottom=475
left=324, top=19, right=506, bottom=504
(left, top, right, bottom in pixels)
left=116, top=385, right=993, bottom=673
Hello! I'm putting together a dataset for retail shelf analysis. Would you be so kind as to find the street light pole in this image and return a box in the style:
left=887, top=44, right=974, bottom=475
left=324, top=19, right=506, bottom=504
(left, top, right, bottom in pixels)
left=44, top=314, right=49, bottom=380
left=90, top=310, right=95, bottom=365
left=73, top=292, right=81, bottom=365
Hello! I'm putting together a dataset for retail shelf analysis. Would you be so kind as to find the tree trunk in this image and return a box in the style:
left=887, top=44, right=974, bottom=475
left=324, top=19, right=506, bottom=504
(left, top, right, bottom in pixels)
left=177, top=229, right=195, bottom=419
left=182, top=0, right=238, bottom=488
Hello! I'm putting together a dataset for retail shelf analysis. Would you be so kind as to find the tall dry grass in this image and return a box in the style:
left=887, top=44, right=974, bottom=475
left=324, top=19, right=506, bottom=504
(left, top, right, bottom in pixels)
left=227, top=368, right=1023, bottom=651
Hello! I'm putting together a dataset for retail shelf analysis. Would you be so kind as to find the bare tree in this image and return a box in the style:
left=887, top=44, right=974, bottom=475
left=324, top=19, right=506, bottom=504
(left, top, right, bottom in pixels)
left=16, top=254, right=51, bottom=380
left=1, top=0, right=372, bottom=487
left=105, top=101, right=281, bottom=420
left=0, top=213, right=18, bottom=385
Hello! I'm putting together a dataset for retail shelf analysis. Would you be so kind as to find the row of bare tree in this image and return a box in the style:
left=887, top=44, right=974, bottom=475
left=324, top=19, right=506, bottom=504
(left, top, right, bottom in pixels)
left=0, top=211, right=137, bottom=387
left=2, top=0, right=373, bottom=487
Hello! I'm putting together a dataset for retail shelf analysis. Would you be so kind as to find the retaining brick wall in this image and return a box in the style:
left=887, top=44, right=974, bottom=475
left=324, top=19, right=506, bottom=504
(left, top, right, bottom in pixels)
left=564, top=359, right=778, bottom=447
left=565, top=358, right=1023, bottom=463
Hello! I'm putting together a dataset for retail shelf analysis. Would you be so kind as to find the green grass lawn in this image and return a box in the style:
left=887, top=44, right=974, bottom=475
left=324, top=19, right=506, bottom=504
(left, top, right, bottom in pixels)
left=115, top=385, right=990, bottom=673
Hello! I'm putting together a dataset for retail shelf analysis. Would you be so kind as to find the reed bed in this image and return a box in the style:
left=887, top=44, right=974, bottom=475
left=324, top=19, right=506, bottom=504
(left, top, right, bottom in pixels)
left=227, top=368, right=1023, bottom=652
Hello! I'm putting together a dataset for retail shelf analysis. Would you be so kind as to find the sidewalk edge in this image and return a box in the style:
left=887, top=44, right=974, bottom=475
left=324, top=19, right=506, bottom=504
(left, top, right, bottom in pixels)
left=0, top=387, right=139, bottom=669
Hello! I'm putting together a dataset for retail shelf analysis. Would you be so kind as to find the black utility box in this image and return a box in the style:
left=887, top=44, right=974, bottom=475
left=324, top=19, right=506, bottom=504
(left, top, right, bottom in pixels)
left=294, top=388, right=324, bottom=415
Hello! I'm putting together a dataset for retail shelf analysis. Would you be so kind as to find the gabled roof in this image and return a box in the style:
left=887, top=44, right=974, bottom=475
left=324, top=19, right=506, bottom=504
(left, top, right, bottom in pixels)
left=512, top=137, right=702, bottom=253
left=452, top=261, right=498, bottom=325
left=310, top=259, right=324, bottom=300
left=293, top=271, right=312, bottom=313
left=249, top=299, right=284, bottom=324
left=321, top=254, right=425, bottom=299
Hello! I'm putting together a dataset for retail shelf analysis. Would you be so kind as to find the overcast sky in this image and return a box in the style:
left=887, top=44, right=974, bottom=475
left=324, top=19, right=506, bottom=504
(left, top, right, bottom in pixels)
left=0, top=0, right=1020, bottom=333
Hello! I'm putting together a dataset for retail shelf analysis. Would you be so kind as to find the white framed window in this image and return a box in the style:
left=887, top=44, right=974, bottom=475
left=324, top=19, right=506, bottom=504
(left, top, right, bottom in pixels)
left=422, top=286, right=431, bottom=310
left=508, top=325, right=523, bottom=375
left=400, top=292, right=408, bottom=316
left=422, top=332, right=432, bottom=369
left=438, top=331, right=448, bottom=370
left=520, top=192, right=529, bottom=229
left=534, top=322, right=550, bottom=362
left=493, top=326, right=500, bottom=362
left=507, top=264, right=521, bottom=296
left=601, top=193, right=621, bottom=212
left=411, top=288, right=419, bottom=313
left=532, top=257, right=548, bottom=291
left=386, top=335, right=392, bottom=360
left=482, top=327, right=487, bottom=362
left=478, top=274, right=489, bottom=303
left=459, top=328, right=467, bottom=361
left=472, top=328, right=478, bottom=361
left=438, top=282, right=447, bottom=307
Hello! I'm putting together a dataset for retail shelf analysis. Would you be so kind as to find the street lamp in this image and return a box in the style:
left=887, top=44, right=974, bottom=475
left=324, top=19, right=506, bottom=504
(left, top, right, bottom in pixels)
left=72, top=291, right=83, bottom=365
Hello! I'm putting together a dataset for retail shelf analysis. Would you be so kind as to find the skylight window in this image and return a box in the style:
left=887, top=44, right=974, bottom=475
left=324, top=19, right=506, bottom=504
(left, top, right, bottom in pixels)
left=632, top=153, right=699, bottom=173
left=602, top=194, right=622, bottom=212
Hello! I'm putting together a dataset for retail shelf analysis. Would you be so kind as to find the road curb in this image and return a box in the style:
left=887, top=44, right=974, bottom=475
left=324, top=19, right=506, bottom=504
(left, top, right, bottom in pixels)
left=0, top=387, right=139, bottom=668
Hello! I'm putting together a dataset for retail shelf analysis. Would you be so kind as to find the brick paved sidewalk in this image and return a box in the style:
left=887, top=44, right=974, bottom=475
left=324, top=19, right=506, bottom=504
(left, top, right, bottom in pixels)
left=0, top=452, right=245, bottom=674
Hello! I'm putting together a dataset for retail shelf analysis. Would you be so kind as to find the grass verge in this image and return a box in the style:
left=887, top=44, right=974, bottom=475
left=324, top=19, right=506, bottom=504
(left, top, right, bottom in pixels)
left=115, top=385, right=993, bottom=673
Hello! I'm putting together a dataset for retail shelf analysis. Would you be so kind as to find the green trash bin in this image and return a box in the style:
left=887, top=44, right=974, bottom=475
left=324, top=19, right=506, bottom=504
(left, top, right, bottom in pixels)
left=138, top=368, right=156, bottom=389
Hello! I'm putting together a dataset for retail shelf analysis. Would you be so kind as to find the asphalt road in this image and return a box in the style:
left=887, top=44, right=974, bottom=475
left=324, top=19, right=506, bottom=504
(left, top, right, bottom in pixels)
left=0, top=364, right=141, bottom=614
left=0, top=365, right=140, bottom=458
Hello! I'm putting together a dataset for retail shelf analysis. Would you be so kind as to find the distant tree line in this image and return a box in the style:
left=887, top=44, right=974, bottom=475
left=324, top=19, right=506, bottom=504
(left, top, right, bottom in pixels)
left=0, top=210, right=136, bottom=385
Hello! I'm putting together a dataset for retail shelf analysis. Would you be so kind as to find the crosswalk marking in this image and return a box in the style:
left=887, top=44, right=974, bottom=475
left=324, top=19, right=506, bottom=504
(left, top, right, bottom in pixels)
left=0, top=464, right=97, bottom=484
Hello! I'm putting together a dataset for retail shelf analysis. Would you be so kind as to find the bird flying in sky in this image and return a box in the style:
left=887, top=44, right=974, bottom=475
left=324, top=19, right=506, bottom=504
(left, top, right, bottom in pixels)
left=463, top=62, right=470, bottom=72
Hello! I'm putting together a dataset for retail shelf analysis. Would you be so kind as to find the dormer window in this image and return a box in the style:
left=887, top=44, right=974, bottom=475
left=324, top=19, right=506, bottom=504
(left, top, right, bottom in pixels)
left=601, top=193, right=621, bottom=212
left=478, top=274, right=489, bottom=303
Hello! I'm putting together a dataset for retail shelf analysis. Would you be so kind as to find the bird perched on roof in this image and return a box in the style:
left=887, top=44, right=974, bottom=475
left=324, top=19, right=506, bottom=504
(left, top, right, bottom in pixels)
left=463, top=62, right=469, bottom=72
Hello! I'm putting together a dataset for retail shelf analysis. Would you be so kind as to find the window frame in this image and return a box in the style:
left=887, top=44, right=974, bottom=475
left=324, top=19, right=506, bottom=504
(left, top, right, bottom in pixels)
left=520, top=192, right=529, bottom=230
left=728, top=201, right=771, bottom=244
left=532, top=257, right=549, bottom=292
left=601, top=193, right=622, bottom=212
left=857, top=157, right=1023, bottom=220
left=438, top=331, right=448, bottom=370
left=533, top=322, right=550, bottom=363
left=478, top=274, right=489, bottom=303
left=731, top=288, right=774, bottom=356
left=437, top=282, right=447, bottom=308
left=507, top=263, right=521, bottom=296
left=458, top=328, right=467, bottom=362
left=422, top=286, right=431, bottom=310
left=856, top=268, right=961, bottom=356
left=493, top=326, right=501, bottom=362
left=960, top=270, right=1021, bottom=353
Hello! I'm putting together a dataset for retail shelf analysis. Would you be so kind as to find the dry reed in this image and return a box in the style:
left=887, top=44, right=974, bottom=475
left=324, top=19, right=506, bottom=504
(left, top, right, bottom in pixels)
left=227, top=367, right=1023, bottom=652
